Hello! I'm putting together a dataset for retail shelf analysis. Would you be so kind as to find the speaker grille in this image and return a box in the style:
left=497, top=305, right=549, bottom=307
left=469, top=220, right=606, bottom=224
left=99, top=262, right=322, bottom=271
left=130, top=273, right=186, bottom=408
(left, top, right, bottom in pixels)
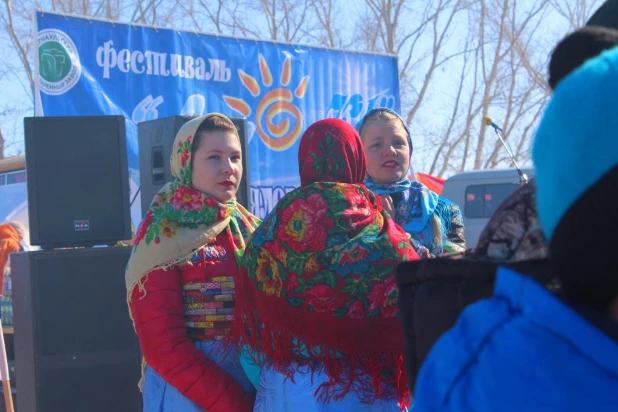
left=24, top=116, right=131, bottom=248
left=12, top=248, right=142, bottom=412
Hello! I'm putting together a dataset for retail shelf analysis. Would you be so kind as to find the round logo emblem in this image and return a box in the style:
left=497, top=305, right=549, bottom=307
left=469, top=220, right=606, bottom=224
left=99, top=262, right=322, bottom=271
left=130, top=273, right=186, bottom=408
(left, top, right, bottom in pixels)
left=37, top=29, right=81, bottom=95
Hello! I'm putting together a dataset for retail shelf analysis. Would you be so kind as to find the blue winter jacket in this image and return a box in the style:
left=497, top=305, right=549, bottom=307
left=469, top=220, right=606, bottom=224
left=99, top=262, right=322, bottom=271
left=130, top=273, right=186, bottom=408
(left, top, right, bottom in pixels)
left=414, top=267, right=618, bottom=411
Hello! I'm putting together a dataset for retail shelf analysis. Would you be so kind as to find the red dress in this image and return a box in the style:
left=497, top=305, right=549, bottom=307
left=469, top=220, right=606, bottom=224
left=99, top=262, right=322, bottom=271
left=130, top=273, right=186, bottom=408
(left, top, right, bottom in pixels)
left=130, top=232, right=254, bottom=411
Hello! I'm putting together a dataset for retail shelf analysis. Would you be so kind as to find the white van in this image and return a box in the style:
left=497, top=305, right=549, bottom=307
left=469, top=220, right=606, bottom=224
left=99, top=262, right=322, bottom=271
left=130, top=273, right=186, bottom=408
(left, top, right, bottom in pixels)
left=441, top=168, right=534, bottom=249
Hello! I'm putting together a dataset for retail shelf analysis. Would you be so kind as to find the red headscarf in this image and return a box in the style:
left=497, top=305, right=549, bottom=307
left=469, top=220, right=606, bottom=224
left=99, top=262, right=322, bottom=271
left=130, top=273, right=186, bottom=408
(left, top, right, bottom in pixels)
left=298, top=118, right=367, bottom=185
left=229, top=119, right=417, bottom=408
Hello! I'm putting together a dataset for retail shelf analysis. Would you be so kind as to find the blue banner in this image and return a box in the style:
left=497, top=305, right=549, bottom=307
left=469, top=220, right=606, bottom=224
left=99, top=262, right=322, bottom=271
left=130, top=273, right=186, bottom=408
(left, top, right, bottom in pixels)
left=35, top=11, right=400, bottom=221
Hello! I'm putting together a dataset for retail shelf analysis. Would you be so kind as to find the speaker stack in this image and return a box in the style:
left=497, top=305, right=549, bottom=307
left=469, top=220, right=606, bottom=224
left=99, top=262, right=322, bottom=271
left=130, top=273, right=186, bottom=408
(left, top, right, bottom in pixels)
left=16, top=114, right=253, bottom=410
left=14, top=115, right=141, bottom=411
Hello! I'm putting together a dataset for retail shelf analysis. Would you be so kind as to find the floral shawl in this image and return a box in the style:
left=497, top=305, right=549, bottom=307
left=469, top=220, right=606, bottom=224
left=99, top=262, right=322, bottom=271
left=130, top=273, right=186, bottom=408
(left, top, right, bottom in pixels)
left=125, top=114, right=260, bottom=305
left=229, top=119, right=417, bottom=407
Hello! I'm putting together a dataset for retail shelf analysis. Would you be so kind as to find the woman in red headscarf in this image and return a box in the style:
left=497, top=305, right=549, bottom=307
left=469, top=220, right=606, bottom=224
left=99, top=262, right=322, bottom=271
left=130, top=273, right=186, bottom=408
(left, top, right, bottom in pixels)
left=229, top=119, right=418, bottom=411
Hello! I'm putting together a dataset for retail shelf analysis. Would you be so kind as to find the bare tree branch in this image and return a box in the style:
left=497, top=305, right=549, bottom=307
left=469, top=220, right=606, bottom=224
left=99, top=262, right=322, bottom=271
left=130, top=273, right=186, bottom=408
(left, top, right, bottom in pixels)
left=428, top=39, right=470, bottom=175
left=405, top=0, right=464, bottom=125
left=551, top=0, right=602, bottom=30
left=309, top=0, right=348, bottom=47
left=0, top=0, right=595, bottom=173
left=1, top=0, right=35, bottom=96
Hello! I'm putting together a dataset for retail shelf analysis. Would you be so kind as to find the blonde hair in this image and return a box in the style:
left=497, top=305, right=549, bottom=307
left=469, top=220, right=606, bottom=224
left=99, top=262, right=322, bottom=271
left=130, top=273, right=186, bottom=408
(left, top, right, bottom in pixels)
left=358, top=110, right=400, bottom=139
left=431, top=215, right=442, bottom=248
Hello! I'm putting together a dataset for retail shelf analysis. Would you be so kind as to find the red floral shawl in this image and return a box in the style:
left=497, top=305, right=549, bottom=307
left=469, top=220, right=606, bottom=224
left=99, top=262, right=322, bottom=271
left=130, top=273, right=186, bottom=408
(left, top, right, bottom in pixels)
left=230, top=119, right=417, bottom=406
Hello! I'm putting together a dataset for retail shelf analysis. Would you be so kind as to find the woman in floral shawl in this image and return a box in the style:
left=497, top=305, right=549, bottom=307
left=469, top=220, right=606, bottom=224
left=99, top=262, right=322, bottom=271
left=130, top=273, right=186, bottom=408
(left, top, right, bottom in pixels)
left=125, top=114, right=259, bottom=411
left=230, top=118, right=418, bottom=411
left=357, top=108, right=465, bottom=258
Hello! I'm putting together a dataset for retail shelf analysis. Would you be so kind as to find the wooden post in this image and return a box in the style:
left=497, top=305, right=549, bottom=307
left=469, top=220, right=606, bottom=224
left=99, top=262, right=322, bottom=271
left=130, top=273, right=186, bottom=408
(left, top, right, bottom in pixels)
left=0, top=320, right=14, bottom=412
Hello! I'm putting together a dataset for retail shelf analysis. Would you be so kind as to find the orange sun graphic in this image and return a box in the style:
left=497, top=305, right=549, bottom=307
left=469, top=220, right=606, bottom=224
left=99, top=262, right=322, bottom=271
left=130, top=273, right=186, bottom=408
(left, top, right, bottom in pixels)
left=224, top=54, right=310, bottom=151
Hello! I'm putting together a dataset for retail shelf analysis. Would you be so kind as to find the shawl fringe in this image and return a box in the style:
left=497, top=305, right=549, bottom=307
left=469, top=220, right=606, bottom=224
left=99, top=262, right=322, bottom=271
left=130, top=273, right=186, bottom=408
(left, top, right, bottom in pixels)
left=226, top=302, right=411, bottom=409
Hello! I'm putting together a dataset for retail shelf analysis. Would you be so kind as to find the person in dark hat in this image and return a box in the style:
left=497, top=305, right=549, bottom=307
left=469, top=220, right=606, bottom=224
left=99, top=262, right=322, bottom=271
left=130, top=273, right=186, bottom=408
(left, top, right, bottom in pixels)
left=395, top=18, right=618, bottom=402
left=413, top=42, right=618, bottom=412
left=587, top=0, right=618, bottom=29
left=549, top=25, right=618, bottom=90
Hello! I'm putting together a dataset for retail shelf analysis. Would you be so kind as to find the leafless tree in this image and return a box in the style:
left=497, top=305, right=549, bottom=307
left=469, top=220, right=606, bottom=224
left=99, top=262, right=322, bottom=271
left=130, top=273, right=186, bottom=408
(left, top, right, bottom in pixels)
left=1, top=0, right=36, bottom=98
left=427, top=33, right=485, bottom=176
left=309, top=0, right=348, bottom=48
left=470, top=0, right=551, bottom=170
left=184, top=0, right=315, bottom=42
left=0, top=127, right=4, bottom=159
left=403, top=0, right=466, bottom=125
left=482, top=0, right=551, bottom=169
left=242, top=0, right=314, bottom=42
left=427, top=41, right=473, bottom=176
left=357, top=0, right=606, bottom=176
left=357, top=0, right=469, bottom=128
left=174, top=0, right=238, bottom=34
left=551, top=0, right=603, bottom=30
left=364, top=0, right=405, bottom=53
left=418, top=0, right=556, bottom=176
left=0, top=0, right=608, bottom=172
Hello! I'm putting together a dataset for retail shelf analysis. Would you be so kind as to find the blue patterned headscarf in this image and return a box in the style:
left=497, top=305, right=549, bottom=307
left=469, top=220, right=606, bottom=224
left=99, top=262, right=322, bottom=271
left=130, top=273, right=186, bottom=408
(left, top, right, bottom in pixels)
left=356, top=108, right=440, bottom=234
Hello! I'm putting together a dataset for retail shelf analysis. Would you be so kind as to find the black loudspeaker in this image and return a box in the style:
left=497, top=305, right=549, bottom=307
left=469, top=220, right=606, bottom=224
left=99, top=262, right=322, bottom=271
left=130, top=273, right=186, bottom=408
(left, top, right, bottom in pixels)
left=24, top=116, right=131, bottom=249
left=11, top=247, right=142, bottom=412
left=138, top=116, right=251, bottom=217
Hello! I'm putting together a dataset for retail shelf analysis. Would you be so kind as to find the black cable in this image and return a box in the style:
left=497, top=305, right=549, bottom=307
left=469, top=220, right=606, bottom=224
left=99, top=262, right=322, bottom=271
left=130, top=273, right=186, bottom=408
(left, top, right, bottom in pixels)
left=130, top=187, right=141, bottom=207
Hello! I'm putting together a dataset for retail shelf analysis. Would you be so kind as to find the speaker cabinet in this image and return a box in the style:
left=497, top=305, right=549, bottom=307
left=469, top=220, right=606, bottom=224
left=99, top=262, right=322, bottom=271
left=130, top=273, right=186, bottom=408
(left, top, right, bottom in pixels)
left=24, top=116, right=131, bottom=249
left=12, top=247, right=142, bottom=412
left=138, top=116, right=251, bottom=217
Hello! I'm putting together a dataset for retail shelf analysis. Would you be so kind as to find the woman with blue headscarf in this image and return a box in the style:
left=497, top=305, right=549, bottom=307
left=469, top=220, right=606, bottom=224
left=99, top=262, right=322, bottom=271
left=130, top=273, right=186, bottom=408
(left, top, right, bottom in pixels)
left=357, top=109, right=465, bottom=258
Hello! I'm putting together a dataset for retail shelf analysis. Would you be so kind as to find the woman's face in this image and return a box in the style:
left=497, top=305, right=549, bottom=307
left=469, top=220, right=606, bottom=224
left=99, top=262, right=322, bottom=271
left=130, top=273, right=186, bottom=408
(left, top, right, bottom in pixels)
left=361, top=118, right=411, bottom=184
left=191, top=130, right=243, bottom=202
